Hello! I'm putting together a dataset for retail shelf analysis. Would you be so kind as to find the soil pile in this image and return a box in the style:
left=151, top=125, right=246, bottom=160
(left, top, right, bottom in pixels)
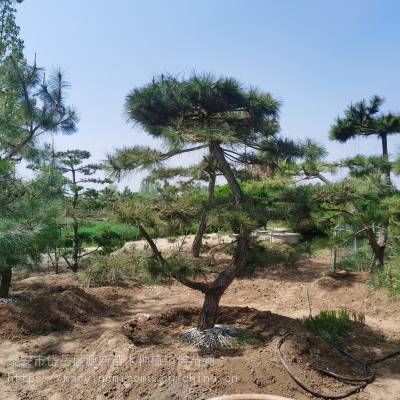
left=0, top=282, right=107, bottom=338
left=17, top=306, right=395, bottom=400
left=1, top=253, right=400, bottom=399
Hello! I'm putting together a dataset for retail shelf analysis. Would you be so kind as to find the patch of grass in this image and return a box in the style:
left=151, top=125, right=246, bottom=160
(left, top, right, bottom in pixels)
left=232, top=332, right=261, bottom=347
left=336, top=245, right=372, bottom=272
left=303, top=309, right=365, bottom=347
left=78, top=252, right=137, bottom=287
left=232, top=241, right=309, bottom=276
left=7, top=374, right=17, bottom=383
left=372, top=267, right=400, bottom=298
left=135, top=256, right=167, bottom=285
left=136, top=254, right=213, bottom=285
left=167, top=254, right=210, bottom=277
left=308, top=237, right=331, bottom=256
left=371, top=246, right=400, bottom=298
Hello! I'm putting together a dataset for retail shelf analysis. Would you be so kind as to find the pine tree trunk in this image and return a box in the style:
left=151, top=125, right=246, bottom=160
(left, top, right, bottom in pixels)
left=0, top=267, right=12, bottom=298
left=209, top=141, right=250, bottom=273
left=198, top=289, right=222, bottom=330
left=71, top=262, right=79, bottom=273
left=198, top=142, right=251, bottom=329
left=192, top=217, right=208, bottom=258
left=192, top=172, right=216, bottom=258
left=377, top=135, right=390, bottom=270
left=71, top=220, right=80, bottom=272
left=367, top=226, right=386, bottom=271
left=371, top=246, right=385, bottom=270
left=137, top=222, right=165, bottom=264
left=381, top=133, right=391, bottom=180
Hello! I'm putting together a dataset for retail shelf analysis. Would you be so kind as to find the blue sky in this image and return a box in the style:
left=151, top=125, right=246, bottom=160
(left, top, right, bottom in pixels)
left=17, top=0, right=400, bottom=188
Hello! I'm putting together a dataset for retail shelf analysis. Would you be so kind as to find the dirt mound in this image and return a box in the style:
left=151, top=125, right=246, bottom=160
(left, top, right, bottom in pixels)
left=2, top=252, right=400, bottom=400
left=123, top=306, right=300, bottom=348
left=314, top=275, right=346, bottom=290
left=313, top=271, right=364, bottom=291
left=115, top=306, right=372, bottom=399
left=10, top=305, right=400, bottom=400
left=0, top=284, right=107, bottom=338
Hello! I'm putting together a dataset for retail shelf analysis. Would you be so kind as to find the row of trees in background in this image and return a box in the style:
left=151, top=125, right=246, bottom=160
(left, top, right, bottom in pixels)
left=0, top=0, right=78, bottom=296
left=0, top=0, right=118, bottom=296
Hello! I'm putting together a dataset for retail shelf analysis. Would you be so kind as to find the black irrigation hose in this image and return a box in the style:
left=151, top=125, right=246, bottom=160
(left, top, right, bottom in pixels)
left=371, top=350, right=400, bottom=365
left=276, top=333, right=368, bottom=399
left=276, top=332, right=400, bottom=400
left=316, top=367, right=374, bottom=384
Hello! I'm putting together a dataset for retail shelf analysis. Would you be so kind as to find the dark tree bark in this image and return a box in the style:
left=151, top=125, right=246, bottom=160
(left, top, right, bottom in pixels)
left=192, top=171, right=216, bottom=258
left=70, top=166, right=80, bottom=272
left=71, top=220, right=80, bottom=272
left=137, top=220, right=211, bottom=292
left=376, top=133, right=390, bottom=267
left=133, top=142, right=252, bottom=331
left=366, top=226, right=386, bottom=271
left=0, top=267, right=12, bottom=298
left=137, top=222, right=165, bottom=264
left=372, top=246, right=385, bottom=270
left=198, top=288, right=222, bottom=330
left=315, top=172, right=331, bottom=184
left=70, top=263, right=79, bottom=273
left=194, top=142, right=251, bottom=330
left=380, top=133, right=391, bottom=180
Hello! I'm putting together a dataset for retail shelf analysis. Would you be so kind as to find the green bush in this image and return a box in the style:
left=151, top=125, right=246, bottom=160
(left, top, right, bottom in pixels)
left=371, top=244, right=400, bottom=298
left=231, top=241, right=309, bottom=277
left=335, top=245, right=372, bottom=271
left=78, top=253, right=137, bottom=287
left=135, top=256, right=167, bottom=284
left=93, top=228, right=125, bottom=255
left=303, top=309, right=365, bottom=347
left=79, top=248, right=213, bottom=287
left=167, top=254, right=210, bottom=277
left=136, top=253, right=212, bottom=285
left=61, top=221, right=140, bottom=248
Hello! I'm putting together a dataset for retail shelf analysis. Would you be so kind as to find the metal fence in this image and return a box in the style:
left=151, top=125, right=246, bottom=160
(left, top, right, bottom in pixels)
left=330, top=224, right=371, bottom=271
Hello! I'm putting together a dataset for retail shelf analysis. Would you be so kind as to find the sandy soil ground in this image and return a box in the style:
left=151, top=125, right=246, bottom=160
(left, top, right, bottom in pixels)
left=0, top=251, right=399, bottom=400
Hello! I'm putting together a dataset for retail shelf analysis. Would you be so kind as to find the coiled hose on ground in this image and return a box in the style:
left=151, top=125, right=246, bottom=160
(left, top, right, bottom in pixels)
left=277, top=332, right=400, bottom=399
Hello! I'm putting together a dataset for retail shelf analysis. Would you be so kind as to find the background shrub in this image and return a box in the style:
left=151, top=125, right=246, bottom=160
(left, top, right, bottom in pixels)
left=231, top=241, right=310, bottom=277
left=371, top=244, right=400, bottom=297
left=78, top=253, right=137, bottom=287
left=335, top=245, right=372, bottom=272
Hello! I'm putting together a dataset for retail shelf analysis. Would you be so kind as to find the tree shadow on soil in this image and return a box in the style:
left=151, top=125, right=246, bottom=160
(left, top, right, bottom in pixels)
left=247, top=261, right=368, bottom=289
left=246, top=260, right=328, bottom=283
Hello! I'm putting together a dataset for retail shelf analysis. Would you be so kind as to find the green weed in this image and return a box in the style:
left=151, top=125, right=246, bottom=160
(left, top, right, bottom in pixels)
left=336, top=245, right=371, bottom=271
left=370, top=244, right=400, bottom=298
left=303, top=309, right=365, bottom=347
